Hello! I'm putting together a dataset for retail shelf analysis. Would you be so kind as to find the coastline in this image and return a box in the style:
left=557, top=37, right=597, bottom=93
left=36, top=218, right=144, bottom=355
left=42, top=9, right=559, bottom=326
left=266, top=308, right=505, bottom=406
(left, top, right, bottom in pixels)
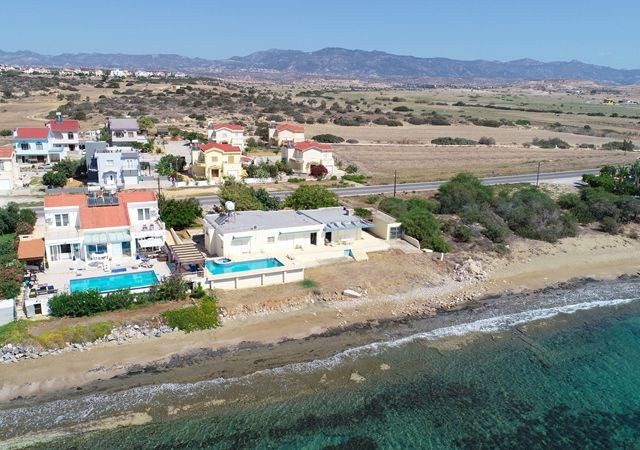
left=1, top=230, right=640, bottom=405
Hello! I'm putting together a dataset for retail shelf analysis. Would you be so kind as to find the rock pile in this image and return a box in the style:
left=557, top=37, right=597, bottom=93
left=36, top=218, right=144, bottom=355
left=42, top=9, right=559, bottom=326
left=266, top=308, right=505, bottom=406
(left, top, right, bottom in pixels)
left=1, top=322, right=178, bottom=364
left=453, top=258, right=487, bottom=282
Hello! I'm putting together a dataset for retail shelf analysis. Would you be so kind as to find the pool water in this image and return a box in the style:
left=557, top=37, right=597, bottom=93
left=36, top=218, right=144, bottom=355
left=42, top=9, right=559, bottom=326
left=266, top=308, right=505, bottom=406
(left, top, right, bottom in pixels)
left=205, top=258, right=284, bottom=275
left=70, top=271, right=159, bottom=293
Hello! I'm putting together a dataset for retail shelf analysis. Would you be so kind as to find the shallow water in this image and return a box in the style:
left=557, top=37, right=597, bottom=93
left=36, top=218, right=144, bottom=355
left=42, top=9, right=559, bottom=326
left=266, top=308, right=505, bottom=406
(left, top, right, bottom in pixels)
left=5, top=278, right=640, bottom=449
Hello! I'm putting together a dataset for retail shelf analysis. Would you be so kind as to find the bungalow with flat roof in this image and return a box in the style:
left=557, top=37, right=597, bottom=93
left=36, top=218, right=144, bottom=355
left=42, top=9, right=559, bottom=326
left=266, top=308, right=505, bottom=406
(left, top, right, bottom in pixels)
left=46, top=113, right=80, bottom=152
left=0, top=147, right=19, bottom=190
left=107, top=118, right=145, bottom=145
left=43, top=190, right=165, bottom=265
left=268, top=122, right=305, bottom=147
left=13, top=127, right=63, bottom=163
left=190, top=142, right=243, bottom=182
left=203, top=207, right=374, bottom=257
left=207, top=123, right=245, bottom=150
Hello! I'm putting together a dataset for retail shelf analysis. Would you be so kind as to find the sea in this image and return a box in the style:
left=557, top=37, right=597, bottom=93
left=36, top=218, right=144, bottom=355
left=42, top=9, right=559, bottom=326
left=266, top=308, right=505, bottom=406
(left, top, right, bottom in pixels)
left=2, top=277, right=640, bottom=449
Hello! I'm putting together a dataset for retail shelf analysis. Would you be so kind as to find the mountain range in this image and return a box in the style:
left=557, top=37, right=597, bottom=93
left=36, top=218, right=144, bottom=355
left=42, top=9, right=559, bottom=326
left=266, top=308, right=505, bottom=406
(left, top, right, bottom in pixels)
left=1, top=47, right=639, bottom=84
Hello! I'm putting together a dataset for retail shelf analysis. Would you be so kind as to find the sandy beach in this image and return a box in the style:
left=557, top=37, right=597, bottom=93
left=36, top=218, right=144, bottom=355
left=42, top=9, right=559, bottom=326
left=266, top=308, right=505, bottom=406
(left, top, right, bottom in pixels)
left=1, top=230, right=640, bottom=404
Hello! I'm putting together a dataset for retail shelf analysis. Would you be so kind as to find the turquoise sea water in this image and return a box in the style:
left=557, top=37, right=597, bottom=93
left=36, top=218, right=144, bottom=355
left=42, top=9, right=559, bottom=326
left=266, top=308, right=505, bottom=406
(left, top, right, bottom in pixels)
left=69, top=270, right=159, bottom=293
left=206, top=257, right=284, bottom=275
left=5, top=279, right=640, bottom=448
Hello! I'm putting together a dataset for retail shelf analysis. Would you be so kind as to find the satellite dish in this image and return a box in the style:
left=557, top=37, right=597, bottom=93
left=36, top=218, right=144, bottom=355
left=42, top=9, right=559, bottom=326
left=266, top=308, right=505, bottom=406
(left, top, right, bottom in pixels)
left=225, top=201, right=236, bottom=212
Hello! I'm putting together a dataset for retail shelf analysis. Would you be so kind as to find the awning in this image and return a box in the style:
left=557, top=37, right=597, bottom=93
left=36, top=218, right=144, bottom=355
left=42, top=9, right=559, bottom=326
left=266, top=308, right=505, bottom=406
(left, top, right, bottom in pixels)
left=108, top=230, right=131, bottom=243
left=278, top=231, right=310, bottom=236
left=138, top=237, right=163, bottom=248
left=17, top=238, right=45, bottom=261
left=231, top=236, right=252, bottom=242
left=169, top=243, right=205, bottom=265
left=84, top=232, right=109, bottom=245
left=324, top=219, right=374, bottom=233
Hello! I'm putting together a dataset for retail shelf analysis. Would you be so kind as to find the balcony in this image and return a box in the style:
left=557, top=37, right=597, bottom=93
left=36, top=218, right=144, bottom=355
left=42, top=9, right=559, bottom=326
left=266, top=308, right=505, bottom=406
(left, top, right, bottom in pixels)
left=132, top=220, right=165, bottom=233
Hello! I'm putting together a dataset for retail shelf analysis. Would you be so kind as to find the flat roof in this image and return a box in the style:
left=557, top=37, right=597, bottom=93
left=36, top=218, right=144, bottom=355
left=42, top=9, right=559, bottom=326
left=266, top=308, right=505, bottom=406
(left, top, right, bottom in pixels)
left=204, top=207, right=372, bottom=234
left=205, top=209, right=321, bottom=233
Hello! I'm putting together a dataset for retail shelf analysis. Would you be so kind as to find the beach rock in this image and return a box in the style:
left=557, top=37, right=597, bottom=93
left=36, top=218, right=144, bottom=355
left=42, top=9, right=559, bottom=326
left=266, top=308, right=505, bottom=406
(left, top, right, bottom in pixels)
left=343, top=289, right=362, bottom=298
left=350, top=372, right=366, bottom=383
left=380, top=363, right=391, bottom=371
left=319, top=374, right=328, bottom=384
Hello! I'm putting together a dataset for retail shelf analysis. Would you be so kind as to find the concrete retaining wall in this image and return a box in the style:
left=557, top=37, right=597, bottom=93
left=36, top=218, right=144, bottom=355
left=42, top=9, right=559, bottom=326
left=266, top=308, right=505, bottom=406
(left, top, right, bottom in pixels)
left=208, top=267, right=305, bottom=290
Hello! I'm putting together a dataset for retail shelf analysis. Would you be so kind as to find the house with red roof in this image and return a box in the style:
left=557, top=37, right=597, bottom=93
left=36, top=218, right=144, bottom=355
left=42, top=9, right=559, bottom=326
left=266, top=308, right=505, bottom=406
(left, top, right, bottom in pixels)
left=13, top=126, right=60, bottom=163
left=287, top=141, right=336, bottom=175
left=46, top=112, right=80, bottom=153
left=43, top=190, right=165, bottom=265
left=207, top=123, right=245, bottom=150
left=0, top=147, right=19, bottom=190
left=268, top=122, right=305, bottom=146
left=190, top=142, right=243, bottom=182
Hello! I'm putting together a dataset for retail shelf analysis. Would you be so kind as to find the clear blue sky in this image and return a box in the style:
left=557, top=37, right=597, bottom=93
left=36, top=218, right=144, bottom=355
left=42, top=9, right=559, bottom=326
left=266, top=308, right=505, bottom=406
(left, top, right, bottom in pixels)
left=2, top=0, right=638, bottom=69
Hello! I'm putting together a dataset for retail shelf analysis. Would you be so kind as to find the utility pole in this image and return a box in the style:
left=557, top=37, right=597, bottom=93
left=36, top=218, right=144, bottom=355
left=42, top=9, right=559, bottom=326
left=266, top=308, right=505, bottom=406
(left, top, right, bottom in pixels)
left=536, top=161, right=541, bottom=187
left=393, top=170, right=397, bottom=197
left=157, top=175, right=161, bottom=198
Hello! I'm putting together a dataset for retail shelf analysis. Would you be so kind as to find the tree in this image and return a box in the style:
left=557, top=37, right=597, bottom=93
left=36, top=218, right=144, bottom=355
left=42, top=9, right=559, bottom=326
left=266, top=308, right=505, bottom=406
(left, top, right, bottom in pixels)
left=255, top=122, right=269, bottom=141
left=253, top=188, right=281, bottom=211
left=137, top=116, right=156, bottom=131
left=400, top=208, right=450, bottom=252
left=158, top=197, right=202, bottom=230
left=437, top=172, right=494, bottom=214
left=312, top=134, right=344, bottom=143
left=52, top=158, right=85, bottom=179
left=310, top=164, right=329, bottom=179
left=42, top=170, right=68, bottom=188
left=285, top=185, right=339, bottom=210
left=156, top=155, right=185, bottom=176
left=99, top=127, right=110, bottom=141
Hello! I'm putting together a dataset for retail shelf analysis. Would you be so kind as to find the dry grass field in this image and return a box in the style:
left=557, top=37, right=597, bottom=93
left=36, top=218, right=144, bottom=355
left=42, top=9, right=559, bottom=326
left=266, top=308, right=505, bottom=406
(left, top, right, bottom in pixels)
left=333, top=145, right=639, bottom=183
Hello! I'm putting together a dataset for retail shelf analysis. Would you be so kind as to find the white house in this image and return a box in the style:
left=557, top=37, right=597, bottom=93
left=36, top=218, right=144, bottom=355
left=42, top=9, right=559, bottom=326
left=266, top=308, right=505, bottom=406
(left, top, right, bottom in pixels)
left=43, top=191, right=165, bottom=265
left=46, top=113, right=80, bottom=153
left=107, top=118, right=145, bottom=144
left=203, top=207, right=374, bottom=257
left=268, top=122, right=305, bottom=146
left=0, top=147, right=20, bottom=191
left=207, top=123, right=245, bottom=150
left=13, top=126, right=66, bottom=163
left=85, top=142, right=140, bottom=188
left=287, top=140, right=336, bottom=175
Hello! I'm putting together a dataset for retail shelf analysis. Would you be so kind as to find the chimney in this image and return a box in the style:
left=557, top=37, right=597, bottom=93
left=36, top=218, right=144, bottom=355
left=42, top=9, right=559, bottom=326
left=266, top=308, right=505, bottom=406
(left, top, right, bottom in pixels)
left=269, top=120, right=276, bottom=129
left=55, top=111, right=62, bottom=123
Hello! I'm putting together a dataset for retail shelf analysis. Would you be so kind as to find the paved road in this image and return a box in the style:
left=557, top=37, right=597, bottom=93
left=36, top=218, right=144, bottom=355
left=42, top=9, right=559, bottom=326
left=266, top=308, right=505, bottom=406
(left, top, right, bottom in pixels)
left=30, top=169, right=596, bottom=217
left=197, top=169, right=597, bottom=210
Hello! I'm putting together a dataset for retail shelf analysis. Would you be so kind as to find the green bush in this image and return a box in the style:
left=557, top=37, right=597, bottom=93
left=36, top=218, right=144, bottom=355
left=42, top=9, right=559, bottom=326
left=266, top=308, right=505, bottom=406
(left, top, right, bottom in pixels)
left=379, top=197, right=408, bottom=218
left=438, top=172, right=494, bottom=214
left=431, top=137, right=478, bottom=145
left=532, top=137, right=570, bottom=149
left=602, top=140, right=635, bottom=151
left=342, top=174, right=367, bottom=183
left=345, top=164, right=358, bottom=174
left=406, top=197, right=436, bottom=212
left=148, top=276, right=189, bottom=303
left=158, top=196, right=202, bottom=229
left=311, top=134, right=344, bottom=143
left=162, top=296, right=219, bottom=333
left=400, top=208, right=450, bottom=252
left=0, top=320, right=30, bottom=346
left=601, top=216, right=622, bottom=234
left=453, top=225, right=473, bottom=242
left=557, top=193, right=580, bottom=210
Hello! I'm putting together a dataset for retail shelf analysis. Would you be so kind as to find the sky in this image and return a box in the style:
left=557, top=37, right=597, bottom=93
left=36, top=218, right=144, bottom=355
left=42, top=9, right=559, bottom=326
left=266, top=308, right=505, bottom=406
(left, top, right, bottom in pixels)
left=1, top=0, right=638, bottom=69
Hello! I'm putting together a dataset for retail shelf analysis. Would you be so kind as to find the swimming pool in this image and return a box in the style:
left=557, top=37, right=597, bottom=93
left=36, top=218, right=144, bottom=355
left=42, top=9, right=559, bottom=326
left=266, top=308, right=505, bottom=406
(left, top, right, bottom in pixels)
left=70, top=270, right=159, bottom=293
left=205, top=258, right=284, bottom=276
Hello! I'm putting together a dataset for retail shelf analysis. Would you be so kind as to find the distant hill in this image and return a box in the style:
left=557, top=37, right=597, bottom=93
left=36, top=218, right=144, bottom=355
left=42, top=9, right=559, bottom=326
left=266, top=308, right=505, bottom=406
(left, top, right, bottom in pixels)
left=1, top=47, right=639, bottom=84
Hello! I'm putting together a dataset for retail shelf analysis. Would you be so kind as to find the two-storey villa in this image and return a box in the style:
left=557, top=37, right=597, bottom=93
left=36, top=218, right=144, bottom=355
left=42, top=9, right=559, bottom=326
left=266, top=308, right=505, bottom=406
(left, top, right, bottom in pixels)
left=0, top=147, right=20, bottom=190
left=285, top=141, right=336, bottom=175
left=207, top=123, right=245, bottom=150
left=13, top=127, right=63, bottom=163
left=190, top=142, right=242, bottom=182
left=107, top=118, right=145, bottom=145
left=268, top=122, right=305, bottom=146
left=85, top=142, right=140, bottom=188
left=43, top=191, right=165, bottom=265
left=46, top=113, right=80, bottom=153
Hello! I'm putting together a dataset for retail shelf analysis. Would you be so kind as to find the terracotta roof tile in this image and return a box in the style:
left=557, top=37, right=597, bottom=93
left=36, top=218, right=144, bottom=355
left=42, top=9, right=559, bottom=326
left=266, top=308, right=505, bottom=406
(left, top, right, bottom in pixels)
left=47, top=119, right=79, bottom=132
left=0, top=147, right=14, bottom=158
left=200, top=142, right=242, bottom=153
left=294, top=141, right=333, bottom=152
left=17, top=238, right=45, bottom=260
left=15, top=127, right=50, bottom=139
left=276, top=123, right=305, bottom=133
left=213, top=123, right=244, bottom=132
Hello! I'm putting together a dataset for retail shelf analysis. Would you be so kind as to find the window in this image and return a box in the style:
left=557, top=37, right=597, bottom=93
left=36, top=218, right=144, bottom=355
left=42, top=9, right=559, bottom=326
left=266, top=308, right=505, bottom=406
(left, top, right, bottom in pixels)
left=106, top=159, right=114, bottom=167
left=228, top=156, right=235, bottom=163
left=137, top=208, right=150, bottom=220
left=35, top=142, right=43, bottom=150
left=210, top=156, right=218, bottom=163
left=128, top=132, right=134, bottom=138
left=0, top=161, right=4, bottom=171
left=267, top=236, right=275, bottom=243
left=67, top=132, right=74, bottom=140
left=20, top=143, right=29, bottom=150
left=54, top=213, right=69, bottom=227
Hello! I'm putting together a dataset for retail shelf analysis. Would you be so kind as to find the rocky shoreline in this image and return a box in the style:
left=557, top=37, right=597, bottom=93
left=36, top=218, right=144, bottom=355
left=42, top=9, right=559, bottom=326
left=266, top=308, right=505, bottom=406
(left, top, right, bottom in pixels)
left=1, top=323, right=177, bottom=364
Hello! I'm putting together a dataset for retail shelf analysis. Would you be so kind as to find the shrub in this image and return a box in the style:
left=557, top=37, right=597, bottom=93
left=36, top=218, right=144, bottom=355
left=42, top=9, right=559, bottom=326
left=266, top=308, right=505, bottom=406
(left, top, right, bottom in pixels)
left=159, top=196, right=202, bottom=229
left=515, top=119, right=531, bottom=126
left=345, top=139, right=359, bottom=144
left=342, top=174, right=366, bottom=183
left=453, top=225, right=473, bottom=242
left=481, top=220, right=510, bottom=243
left=162, top=296, right=219, bottom=333
left=438, top=173, right=494, bottom=214
left=557, top=193, right=580, bottom=210
left=406, top=197, right=436, bottom=212
left=354, top=207, right=372, bottom=219
left=312, top=134, right=344, bottom=143
left=602, top=140, right=635, bottom=151
left=310, top=164, right=329, bottom=179
left=373, top=117, right=403, bottom=126
left=0, top=129, right=12, bottom=136
left=301, top=279, right=318, bottom=288
left=478, top=136, right=496, bottom=145
left=0, top=320, right=30, bottom=346
left=392, top=106, right=413, bottom=112
left=148, top=276, right=189, bottom=303
left=345, top=164, right=358, bottom=174
left=36, top=322, right=112, bottom=349
left=601, top=216, right=621, bottom=234
left=379, top=197, right=408, bottom=218
left=42, top=170, right=67, bottom=188
left=531, top=137, right=570, bottom=149
left=400, top=208, right=450, bottom=252
left=579, top=143, right=596, bottom=149
left=431, top=137, right=478, bottom=145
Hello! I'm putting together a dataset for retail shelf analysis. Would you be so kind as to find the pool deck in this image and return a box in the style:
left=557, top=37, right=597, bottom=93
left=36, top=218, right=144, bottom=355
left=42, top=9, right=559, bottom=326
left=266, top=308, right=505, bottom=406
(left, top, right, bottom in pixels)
left=37, top=257, right=172, bottom=293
